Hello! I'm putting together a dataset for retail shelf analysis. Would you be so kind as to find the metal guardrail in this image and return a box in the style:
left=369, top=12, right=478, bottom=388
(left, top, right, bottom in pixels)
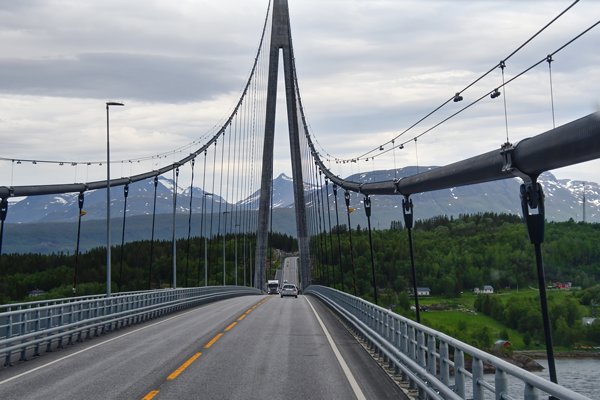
left=1, top=286, right=261, bottom=366
left=306, top=285, right=591, bottom=400
left=0, top=288, right=158, bottom=314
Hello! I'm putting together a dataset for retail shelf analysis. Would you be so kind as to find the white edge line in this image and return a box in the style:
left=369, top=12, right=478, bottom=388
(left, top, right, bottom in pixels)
left=0, top=301, right=230, bottom=386
left=305, top=296, right=366, bottom=400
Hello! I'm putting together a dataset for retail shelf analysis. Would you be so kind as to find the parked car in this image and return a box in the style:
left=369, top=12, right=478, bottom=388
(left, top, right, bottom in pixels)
left=280, top=284, right=298, bottom=298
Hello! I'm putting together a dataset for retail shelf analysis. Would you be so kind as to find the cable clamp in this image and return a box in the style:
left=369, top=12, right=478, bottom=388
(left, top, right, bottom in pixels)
left=78, top=192, right=85, bottom=209
left=401, top=196, right=414, bottom=229
left=364, top=195, right=371, bottom=218
left=393, top=178, right=401, bottom=194
left=500, top=142, right=532, bottom=183
left=0, top=197, right=8, bottom=221
left=520, top=181, right=545, bottom=244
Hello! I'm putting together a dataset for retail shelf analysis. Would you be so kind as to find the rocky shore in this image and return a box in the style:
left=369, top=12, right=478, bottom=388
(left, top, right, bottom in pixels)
left=515, top=350, right=600, bottom=359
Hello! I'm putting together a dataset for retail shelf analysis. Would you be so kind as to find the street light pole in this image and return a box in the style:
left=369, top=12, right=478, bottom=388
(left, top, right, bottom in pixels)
left=203, top=193, right=212, bottom=287
left=106, top=101, right=124, bottom=297
left=235, top=223, right=240, bottom=286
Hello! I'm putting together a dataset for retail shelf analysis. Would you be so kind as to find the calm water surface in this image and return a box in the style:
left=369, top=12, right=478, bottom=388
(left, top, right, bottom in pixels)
left=461, top=358, right=599, bottom=399
left=534, top=358, right=599, bottom=399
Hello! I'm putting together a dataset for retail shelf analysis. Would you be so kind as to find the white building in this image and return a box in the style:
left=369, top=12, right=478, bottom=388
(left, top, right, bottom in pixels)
left=482, top=285, right=494, bottom=294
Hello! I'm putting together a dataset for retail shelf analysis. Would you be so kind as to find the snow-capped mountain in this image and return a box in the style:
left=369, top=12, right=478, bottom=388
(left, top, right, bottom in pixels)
left=6, top=176, right=228, bottom=224
left=4, top=168, right=599, bottom=225
left=311, top=167, right=600, bottom=225
left=2, top=167, right=598, bottom=254
left=239, top=172, right=315, bottom=209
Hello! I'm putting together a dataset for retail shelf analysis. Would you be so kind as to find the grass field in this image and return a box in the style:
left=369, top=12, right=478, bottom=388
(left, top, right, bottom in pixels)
left=411, top=288, right=575, bottom=350
left=420, top=310, right=528, bottom=349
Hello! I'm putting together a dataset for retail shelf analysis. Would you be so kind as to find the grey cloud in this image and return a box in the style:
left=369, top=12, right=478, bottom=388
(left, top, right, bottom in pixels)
left=0, top=53, right=243, bottom=103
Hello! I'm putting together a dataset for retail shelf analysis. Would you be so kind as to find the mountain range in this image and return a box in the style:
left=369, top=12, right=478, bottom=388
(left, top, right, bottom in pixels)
left=2, top=168, right=598, bottom=254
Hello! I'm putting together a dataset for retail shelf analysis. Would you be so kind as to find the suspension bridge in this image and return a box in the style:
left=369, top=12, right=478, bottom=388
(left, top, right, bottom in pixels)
left=1, top=0, right=599, bottom=398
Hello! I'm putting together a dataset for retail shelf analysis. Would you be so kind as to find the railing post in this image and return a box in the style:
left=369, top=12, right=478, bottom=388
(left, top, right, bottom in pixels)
left=472, top=357, right=484, bottom=400
left=439, top=341, right=449, bottom=385
left=495, top=368, right=508, bottom=400
left=34, top=308, right=41, bottom=355
left=408, top=325, right=416, bottom=360
left=417, top=331, right=426, bottom=368
left=46, top=307, right=54, bottom=351
left=427, top=334, right=436, bottom=376
left=401, top=321, right=408, bottom=354
left=454, top=348, right=465, bottom=398
left=389, top=316, right=396, bottom=369
left=407, top=325, right=417, bottom=390
left=417, top=330, right=426, bottom=399
left=524, top=383, right=540, bottom=400
left=394, top=318, right=406, bottom=381
left=4, top=313, right=13, bottom=366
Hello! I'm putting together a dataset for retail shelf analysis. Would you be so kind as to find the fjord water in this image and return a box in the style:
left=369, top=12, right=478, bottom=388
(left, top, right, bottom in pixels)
left=535, top=358, right=600, bottom=398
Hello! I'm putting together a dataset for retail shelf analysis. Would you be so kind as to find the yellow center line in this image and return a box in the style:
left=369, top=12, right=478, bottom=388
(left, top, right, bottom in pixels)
left=167, top=352, right=202, bottom=381
left=204, top=332, right=224, bottom=349
left=140, top=297, right=268, bottom=400
left=224, top=321, right=237, bottom=331
left=142, top=390, right=160, bottom=400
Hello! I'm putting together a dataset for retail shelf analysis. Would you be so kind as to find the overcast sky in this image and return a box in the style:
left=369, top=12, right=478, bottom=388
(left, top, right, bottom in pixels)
left=1, top=0, right=599, bottom=195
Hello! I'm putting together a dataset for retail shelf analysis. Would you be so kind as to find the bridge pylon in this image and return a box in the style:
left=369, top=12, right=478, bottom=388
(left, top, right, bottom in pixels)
left=255, top=0, right=311, bottom=291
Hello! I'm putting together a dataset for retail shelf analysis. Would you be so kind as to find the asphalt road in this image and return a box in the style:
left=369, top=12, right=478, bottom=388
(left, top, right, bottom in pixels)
left=281, top=256, right=299, bottom=286
left=0, top=289, right=407, bottom=399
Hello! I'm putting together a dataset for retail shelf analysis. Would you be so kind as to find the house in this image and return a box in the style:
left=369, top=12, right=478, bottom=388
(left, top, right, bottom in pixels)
left=493, top=339, right=512, bottom=350
left=582, top=317, right=597, bottom=326
left=553, top=282, right=572, bottom=289
left=416, top=287, right=431, bottom=296
left=482, top=285, right=494, bottom=294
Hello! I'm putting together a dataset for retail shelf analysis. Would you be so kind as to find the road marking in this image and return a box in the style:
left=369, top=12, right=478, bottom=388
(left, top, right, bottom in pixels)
left=142, top=390, right=160, bottom=400
left=237, top=314, right=246, bottom=321
left=167, top=352, right=202, bottom=381
left=203, top=332, right=223, bottom=349
left=305, top=297, right=366, bottom=400
left=224, top=321, right=237, bottom=331
left=0, top=304, right=219, bottom=387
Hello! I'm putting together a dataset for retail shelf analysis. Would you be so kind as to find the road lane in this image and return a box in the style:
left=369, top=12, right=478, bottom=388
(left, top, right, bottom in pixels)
left=282, top=256, right=299, bottom=286
left=152, top=293, right=407, bottom=400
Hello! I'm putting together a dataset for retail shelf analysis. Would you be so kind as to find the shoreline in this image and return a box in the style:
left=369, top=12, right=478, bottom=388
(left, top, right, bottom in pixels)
left=515, top=350, right=600, bottom=359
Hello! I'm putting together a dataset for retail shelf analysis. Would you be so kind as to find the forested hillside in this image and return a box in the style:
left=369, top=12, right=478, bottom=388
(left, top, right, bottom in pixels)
left=310, top=213, right=600, bottom=303
left=1, top=213, right=599, bottom=307
left=0, top=232, right=297, bottom=303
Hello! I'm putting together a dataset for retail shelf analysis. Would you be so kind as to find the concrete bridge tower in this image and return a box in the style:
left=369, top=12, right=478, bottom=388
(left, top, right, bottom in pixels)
left=255, top=0, right=311, bottom=291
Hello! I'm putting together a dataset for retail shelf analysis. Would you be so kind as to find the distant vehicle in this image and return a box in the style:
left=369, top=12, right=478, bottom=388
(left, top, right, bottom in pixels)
left=267, top=280, right=279, bottom=295
left=280, top=284, right=298, bottom=298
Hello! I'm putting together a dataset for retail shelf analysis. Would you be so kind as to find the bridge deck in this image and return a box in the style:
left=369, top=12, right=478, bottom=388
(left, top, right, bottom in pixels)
left=0, top=295, right=407, bottom=400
